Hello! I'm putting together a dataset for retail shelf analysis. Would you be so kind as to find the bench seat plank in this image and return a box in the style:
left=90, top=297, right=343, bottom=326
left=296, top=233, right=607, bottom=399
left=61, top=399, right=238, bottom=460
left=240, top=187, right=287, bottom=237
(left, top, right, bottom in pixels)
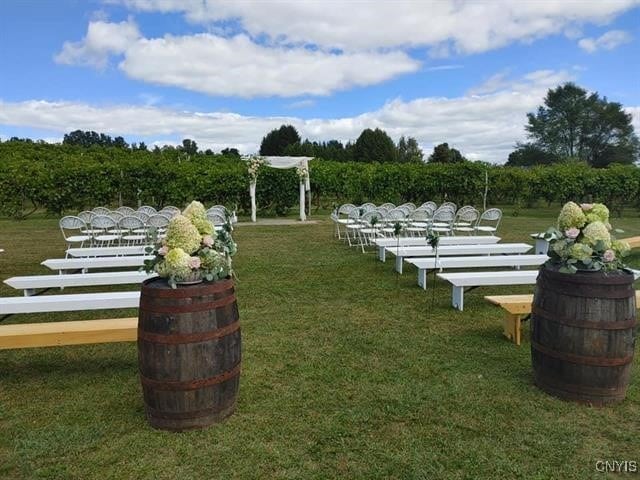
left=387, top=243, right=532, bottom=273
left=409, top=255, right=547, bottom=289
left=5, top=271, right=156, bottom=295
left=0, top=317, right=137, bottom=349
left=437, top=270, right=539, bottom=311
left=42, top=256, right=153, bottom=272
left=0, top=291, right=140, bottom=314
left=66, top=246, right=150, bottom=257
left=374, top=236, right=500, bottom=261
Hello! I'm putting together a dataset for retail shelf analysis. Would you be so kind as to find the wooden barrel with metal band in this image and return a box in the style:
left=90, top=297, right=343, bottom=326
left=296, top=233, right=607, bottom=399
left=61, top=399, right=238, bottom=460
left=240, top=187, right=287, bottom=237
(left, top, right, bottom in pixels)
left=138, top=277, right=241, bottom=431
left=531, top=266, right=636, bottom=405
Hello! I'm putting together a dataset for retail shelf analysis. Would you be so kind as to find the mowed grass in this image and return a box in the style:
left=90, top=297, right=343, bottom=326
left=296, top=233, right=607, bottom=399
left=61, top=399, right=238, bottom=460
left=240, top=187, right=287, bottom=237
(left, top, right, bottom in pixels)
left=0, top=210, right=639, bottom=480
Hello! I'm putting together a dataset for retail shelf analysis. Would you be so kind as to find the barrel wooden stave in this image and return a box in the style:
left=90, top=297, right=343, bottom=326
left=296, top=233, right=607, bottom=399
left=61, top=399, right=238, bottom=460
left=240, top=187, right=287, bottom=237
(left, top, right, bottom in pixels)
left=138, top=278, right=241, bottom=431
left=531, top=267, right=636, bottom=405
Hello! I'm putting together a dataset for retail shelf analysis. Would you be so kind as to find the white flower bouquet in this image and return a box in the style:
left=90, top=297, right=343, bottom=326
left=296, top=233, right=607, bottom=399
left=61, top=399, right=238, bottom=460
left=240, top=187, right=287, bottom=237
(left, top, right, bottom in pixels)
left=545, top=202, right=630, bottom=273
left=144, top=201, right=237, bottom=288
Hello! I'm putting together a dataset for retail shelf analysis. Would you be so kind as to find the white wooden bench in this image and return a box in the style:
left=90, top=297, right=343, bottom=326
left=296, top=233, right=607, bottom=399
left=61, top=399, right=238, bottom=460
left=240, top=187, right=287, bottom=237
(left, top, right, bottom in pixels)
left=0, top=291, right=140, bottom=314
left=387, top=243, right=532, bottom=274
left=66, top=246, right=150, bottom=257
left=374, top=236, right=500, bottom=261
left=4, top=271, right=155, bottom=296
left=42, top=256, right=153, bottom=273
left=0, top=317, right=137, bottom=349
left=437, top=270, right=539, bottom=311
left=409, top=254, right=548, bottom=289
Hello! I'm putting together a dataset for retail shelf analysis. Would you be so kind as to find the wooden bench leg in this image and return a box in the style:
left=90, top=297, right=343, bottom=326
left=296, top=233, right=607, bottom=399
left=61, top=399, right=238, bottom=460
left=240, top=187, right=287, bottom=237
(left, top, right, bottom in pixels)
left=503, top=313, right=522, bottom=346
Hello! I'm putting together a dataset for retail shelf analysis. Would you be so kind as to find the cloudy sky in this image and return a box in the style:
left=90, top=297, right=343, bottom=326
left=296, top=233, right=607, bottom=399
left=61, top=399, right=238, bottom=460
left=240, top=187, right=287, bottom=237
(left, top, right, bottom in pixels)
left=1, top=0, right=639, bottom=162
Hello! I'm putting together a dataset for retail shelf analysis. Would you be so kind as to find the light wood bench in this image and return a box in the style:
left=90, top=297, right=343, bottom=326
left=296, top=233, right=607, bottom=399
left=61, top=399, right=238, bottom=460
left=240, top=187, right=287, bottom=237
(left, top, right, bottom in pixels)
left=437, top=270, right=539, bottom=311
left=409, top=254, right=547, bottom=289
left=4, top=271, right=156, bottom=296
left=387, top=243, right=533, bottom=273
left=374, top=236, right=500, bottom=262
left=622, top=236, right=640, bottom=248
left=485, top=291, right=640, bottom=346
left=0, top=317, right=137, bottom=349
left=42, top=256, right=153, bottom=273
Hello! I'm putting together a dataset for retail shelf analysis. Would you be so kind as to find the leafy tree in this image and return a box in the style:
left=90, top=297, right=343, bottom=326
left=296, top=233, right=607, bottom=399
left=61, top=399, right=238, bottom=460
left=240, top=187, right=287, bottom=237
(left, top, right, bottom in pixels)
left=506, top=143, right=558, bottom=166
left=397, top=136, right=424, bottom=163
left=180, top=138, right=198, bottom=155
left=525, top=82, right=639, bottom=166
left=353, top=128, right=397, bottom=163
left=221, top=147, right=241, bottom=159
left=259, top=125, right=301, bottom=155
left=428, top=143, right=466, bottom=163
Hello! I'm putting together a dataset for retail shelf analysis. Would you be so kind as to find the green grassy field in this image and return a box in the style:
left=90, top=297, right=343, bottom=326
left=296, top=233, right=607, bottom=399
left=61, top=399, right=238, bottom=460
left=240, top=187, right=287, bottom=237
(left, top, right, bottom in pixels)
left=0, top=209, right=639, bottom=480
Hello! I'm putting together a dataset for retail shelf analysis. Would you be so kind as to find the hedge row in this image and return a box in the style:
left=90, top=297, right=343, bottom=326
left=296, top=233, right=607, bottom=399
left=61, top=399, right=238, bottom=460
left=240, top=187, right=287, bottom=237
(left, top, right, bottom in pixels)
left=0, top=143, right=638, bottom=219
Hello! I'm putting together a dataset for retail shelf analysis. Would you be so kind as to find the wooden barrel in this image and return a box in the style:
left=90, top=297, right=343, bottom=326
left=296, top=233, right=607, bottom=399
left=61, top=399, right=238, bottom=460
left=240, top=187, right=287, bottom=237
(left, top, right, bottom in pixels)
left=137, top=277, right=241, bottom=431
left=531, top=266, right=636, bottom=405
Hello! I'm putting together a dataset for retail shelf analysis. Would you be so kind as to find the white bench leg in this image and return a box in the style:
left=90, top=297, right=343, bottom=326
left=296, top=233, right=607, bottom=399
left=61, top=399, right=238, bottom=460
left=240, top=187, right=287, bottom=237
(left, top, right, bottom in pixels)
left=378, top=246, right=385, bottom=262
left=452, top=286, right=464, bottom=311
left=395, top=255, right=403, bottom=274
left=418, top=269, right=427, bottom=290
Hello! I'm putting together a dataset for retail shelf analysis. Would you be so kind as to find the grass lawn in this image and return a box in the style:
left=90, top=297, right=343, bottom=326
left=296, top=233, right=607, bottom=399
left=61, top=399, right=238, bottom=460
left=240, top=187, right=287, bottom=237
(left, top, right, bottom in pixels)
left=0, top=209, right=639, bottom=479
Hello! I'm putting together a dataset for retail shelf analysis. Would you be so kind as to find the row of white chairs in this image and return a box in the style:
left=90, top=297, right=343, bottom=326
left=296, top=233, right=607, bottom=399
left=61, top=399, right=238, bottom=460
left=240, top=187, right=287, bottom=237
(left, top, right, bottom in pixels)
left=332, top=202, right=502, bottom=252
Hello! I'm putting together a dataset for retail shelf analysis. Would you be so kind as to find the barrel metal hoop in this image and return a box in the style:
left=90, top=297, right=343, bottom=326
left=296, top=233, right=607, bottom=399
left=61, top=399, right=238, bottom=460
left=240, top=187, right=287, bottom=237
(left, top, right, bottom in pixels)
left=142, top=278, right=234, bottom=298
left=538, top=282, right=634, bottom=299
left=138, top=320, right=240, bottom=344
left=541, top=268, right=634, bottom=286
left=531, top=340, right=634, bottom=367
left=139, top=292, right=236, bottom=314
left=140, top=363, right=241, bottom=391
left=532, top=305, right=637, bottom=331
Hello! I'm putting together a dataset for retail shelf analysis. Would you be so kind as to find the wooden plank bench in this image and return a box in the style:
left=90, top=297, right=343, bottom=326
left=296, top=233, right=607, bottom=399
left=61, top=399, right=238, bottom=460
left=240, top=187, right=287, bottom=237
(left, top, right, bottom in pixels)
left=42, top=256, right=153, bottom=273
left=409, top=254, right=547, bottom=289
left=437, top=270, right=539, bottom=311
left=622, top=236, right=640, bottom=248
left=374, top=236, right=500, bottom=262
left=0, top=317, right=137, bottom=349
left=485, top=291, right=640, bottom=346
left=4, top=271, right=156, bottom=296
left=387, top=243, right=532, bottom=274
left=0, top=291, right=140, bottom=314
left=66, top=246, right=150, bottom=257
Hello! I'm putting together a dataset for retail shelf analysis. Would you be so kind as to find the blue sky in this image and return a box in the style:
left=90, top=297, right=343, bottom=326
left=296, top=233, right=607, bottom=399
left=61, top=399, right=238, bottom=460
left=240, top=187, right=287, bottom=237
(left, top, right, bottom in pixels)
left=0, top=0, right=638, bottom=162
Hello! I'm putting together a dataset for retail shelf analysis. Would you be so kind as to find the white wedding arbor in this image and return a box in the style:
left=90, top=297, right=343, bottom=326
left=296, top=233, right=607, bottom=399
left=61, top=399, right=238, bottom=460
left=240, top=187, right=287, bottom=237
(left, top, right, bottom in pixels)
left=248, top=156, right=313, bottom=222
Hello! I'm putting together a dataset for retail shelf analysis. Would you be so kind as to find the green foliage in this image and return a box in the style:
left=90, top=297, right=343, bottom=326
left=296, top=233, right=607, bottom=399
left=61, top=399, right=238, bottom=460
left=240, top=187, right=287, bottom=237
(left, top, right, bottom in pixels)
left=428, top=143, right=466, bottom=163
left=396, top=136, right=424, bottom=163
left=353, top=128, right=397, bottom=163
left=523, top=82, right=639, bottom=166
left=259, top=124, right=301, bottom=156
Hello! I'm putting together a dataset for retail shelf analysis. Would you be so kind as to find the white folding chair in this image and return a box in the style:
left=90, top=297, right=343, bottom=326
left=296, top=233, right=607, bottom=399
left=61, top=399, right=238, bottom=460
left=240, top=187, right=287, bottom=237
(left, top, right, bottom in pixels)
left=59, top=216, right=91, bottom=256
left=475, top=208, right=502, bottom=235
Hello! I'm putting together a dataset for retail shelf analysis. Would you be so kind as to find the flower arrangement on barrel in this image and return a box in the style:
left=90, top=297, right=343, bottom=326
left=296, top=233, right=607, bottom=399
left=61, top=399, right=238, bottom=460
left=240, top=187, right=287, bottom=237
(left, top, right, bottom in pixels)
left=545, top=202, right=630, bottom=273
left=144, top=201, right=237, bottom=288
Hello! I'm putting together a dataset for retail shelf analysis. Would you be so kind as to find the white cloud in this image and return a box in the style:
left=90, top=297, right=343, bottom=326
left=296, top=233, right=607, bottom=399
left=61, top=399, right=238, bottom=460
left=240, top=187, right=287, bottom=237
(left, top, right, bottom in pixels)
left=119, top=33, right=420, bottom=97
left=54, top=18, right=140, bottom=68
left=425, top=64, right=464, bottom=72
left=578, top=29, right=632, bottom=53
left=112, top=0, right=640, bottom=53
left=0, top=70, right=597, bottom=162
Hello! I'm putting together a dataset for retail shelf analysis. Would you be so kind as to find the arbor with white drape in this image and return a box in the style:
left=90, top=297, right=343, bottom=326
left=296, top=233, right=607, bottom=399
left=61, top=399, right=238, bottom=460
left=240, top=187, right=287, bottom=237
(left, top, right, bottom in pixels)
left=247, top=156, right=313, bottom=222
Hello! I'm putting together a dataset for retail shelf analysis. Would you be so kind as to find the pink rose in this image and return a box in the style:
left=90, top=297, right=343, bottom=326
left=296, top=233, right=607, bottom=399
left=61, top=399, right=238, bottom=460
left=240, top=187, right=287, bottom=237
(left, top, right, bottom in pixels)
left=580, top=203, right=594, bottom=211
left=158, top=246, right=169, bottom=256
left=202, top=235, right=214, bottom=247
left=565, top=228, right=580, bottom=239
left=603, top=249, right=615, bottom=262
left=188, top=256, right=201, bottom=269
